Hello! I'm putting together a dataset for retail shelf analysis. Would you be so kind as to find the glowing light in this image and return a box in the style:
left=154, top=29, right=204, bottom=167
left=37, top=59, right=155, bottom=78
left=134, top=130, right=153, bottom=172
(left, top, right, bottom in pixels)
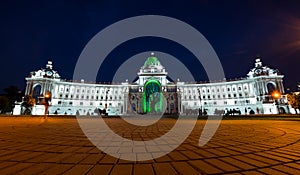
left=272, top=91, right=281, bottom=99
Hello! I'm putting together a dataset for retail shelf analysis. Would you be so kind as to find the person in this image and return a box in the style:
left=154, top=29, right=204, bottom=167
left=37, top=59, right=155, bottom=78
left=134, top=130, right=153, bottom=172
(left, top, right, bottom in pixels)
left=244, top=108, right=247, bottom=115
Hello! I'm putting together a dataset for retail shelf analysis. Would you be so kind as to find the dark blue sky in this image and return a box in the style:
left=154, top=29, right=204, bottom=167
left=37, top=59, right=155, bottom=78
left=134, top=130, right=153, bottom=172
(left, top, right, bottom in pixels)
left=1, top=0, right=300, bottom=93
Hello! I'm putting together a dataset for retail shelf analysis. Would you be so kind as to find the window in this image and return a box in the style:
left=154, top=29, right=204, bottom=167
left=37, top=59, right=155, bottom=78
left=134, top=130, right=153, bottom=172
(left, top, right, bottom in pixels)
left=233, top=94, right=237, bottom=98
left=58, top=101, right=61, bottom=104
left=233, top=88, right=235, bottom=91
left=65, top=95, right=68, bottom=98
left=76, top=95, right=79, bottom=99
left=90, top=102, right=93, bottom=106
left=69, top=102, right=73, bottom=105
left=81, top=95, right=84, bottom=99
left=224, top=101, right=227, bottom=105
left=59, top=94, right=62, bottom=98
left=80, top=102, right=83, bottom=105
left=86, top=96, right=89, bottom=99
left=238, top=87, right=242, bottom=91
left=227, top=88, right=230, bottom=91
left=70, top=95, right=73, bottom=98
left=239, top=93, right=242, bottom=97
left=77, top=89, right=79, bottom=93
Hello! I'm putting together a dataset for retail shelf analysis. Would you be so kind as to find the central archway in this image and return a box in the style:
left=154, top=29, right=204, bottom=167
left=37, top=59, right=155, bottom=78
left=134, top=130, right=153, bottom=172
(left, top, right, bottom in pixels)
left=143, top=79, right=162, bottom=113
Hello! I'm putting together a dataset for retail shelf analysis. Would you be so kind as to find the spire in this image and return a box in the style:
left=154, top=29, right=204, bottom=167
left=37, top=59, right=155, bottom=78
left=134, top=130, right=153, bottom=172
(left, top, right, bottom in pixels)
left=46, top=60, right=53, bottom=70
left=255, top=55, right=262, bottom=68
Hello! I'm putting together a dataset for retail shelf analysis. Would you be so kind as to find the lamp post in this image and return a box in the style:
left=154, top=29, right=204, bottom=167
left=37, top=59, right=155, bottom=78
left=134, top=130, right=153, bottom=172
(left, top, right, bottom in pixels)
left=105, top=88, right=110, bottom=110
left=44, top=91, right=51, bottom=118
left=197, top=87, right=202, bottom=116
left=272, top=91, right=281, bottom=114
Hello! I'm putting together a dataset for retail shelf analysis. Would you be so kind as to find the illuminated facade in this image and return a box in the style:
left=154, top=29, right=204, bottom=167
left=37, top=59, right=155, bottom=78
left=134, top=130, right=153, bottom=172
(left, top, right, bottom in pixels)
left=14, top=53, right=289, bottom=115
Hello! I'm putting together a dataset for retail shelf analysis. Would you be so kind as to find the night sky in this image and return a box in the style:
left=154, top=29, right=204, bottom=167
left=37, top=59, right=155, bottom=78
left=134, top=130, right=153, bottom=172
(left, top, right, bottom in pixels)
left=1, top=0, right=300, bottom=93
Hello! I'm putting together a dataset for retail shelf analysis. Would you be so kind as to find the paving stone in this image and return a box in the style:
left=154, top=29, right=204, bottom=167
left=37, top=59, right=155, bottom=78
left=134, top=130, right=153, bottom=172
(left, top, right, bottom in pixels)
left=133, top=164, right=155, bottom=175
left=257, top=168, right=287, bottom=175
left=87, top=164, right=113, bottom=175
left=189, top=160, right=223, bottom=174
left=99, top=155, right=118, bottom=164
left=110, top=164, right=132, bottom=175
left=0, top=163, right=33, bottom=174
left=39, top=164, right=74, bottom=175
left=16, top=163, right=54, bottom=175
left=80, top=153, right=105, bottom=164
left=172, top=162, right=202, bottom=175
left=205, top=158, right=240, bottom=172
left=153, top=162, right=178, bottom=175
left=63, top=164, right=94, bottom=175
left=1, top=117, right=300, bottom=175
left=272, top=165, right=300, bottom=174
left=219, top=157, right=256, bottom=170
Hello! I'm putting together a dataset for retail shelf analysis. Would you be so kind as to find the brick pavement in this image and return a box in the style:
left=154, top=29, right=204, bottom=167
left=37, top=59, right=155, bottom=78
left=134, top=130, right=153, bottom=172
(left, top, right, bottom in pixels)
left=0, top=117, right=300, bottom=174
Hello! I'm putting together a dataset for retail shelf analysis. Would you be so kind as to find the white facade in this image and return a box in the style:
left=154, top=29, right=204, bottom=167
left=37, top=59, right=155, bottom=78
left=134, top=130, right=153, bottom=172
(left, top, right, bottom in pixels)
left=14, top=55, right=290, bottom=115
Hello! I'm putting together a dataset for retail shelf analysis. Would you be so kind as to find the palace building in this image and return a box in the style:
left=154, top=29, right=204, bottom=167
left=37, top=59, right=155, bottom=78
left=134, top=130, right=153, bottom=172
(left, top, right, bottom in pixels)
left=13, top=53, right=289, bottom=115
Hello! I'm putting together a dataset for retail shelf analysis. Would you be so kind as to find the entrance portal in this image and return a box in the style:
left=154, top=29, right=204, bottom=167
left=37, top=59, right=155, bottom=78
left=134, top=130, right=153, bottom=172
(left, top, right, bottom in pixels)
left=143, top=79, right=162, bottom=113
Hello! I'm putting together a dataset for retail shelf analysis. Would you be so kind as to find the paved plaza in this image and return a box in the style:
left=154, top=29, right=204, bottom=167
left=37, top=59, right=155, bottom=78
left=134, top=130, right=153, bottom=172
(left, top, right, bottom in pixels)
left=0, top=116, right=300, bottom=175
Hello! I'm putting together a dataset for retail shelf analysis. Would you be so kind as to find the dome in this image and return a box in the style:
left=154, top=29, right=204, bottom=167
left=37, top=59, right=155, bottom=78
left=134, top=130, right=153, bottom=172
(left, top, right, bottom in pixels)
left=143, top=56, right=161, bottom=68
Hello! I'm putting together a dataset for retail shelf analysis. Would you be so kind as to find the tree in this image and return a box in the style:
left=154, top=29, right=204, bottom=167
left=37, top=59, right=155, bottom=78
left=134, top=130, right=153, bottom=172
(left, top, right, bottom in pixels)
left=0, top=96, right=9, bottom=113
left=3, top=86, right=23, bottom=113
left=287, top=93, right=300, bottom=114
left=21, top=95, right=35, bottom=115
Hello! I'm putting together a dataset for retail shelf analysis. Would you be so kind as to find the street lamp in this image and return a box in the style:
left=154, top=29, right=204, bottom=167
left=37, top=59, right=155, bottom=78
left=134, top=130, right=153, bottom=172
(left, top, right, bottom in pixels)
left=44, top=91, right=51, bottom=117
left=105, top=88, right=110, bottom=110
left=197, top=87, right=202, bottom=116
left=272, top=91, right=281, bottom=114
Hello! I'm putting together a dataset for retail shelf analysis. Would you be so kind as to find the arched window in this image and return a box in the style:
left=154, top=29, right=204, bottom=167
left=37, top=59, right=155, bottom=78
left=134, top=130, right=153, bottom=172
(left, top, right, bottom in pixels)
left=267, top=82, right=276, bottom=94
left=32, top=84, right=41, bottom=102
